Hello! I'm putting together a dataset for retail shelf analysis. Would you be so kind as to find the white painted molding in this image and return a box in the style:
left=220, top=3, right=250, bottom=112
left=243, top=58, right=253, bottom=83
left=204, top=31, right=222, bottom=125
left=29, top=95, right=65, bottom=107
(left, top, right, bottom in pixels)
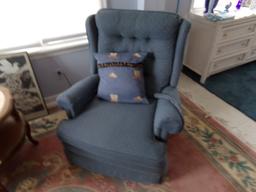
left=101, top=0, right=108, bottom=8
left=28, top=43, right=89, bottom=60
left=138, top=0, right=166, bottom=11
left=148, top=0, right=166, bottom=11
left=45, top=94, right=58, bottom=109
left=137, top=0, right=145, bottom=10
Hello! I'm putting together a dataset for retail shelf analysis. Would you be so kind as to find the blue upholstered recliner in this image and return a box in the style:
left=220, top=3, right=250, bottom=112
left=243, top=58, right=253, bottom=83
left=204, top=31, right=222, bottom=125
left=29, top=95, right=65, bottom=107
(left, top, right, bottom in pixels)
left=57, top=9, right=190, bottom=183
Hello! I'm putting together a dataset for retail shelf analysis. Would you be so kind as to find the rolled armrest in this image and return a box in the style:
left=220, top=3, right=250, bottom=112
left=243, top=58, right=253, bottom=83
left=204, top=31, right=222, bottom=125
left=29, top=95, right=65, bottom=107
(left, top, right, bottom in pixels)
left=57, top=74, right=99, bottom=118
left=153, top=86, right=184, bottom=141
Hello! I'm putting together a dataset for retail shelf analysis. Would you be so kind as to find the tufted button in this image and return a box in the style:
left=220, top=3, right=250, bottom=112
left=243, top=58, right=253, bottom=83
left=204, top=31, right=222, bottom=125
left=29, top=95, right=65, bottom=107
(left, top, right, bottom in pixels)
left=117, top=34, right=123, bottom=39
left=145, top=37, right=150, bottom=41
left=131, top=36, right=136, bottom=40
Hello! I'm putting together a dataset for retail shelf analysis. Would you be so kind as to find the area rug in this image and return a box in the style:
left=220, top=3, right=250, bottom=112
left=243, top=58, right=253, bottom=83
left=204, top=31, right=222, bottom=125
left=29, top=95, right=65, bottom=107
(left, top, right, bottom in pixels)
left=0, top=97, right=256, bottom=192
left=183, top=62, right=256, bottom=121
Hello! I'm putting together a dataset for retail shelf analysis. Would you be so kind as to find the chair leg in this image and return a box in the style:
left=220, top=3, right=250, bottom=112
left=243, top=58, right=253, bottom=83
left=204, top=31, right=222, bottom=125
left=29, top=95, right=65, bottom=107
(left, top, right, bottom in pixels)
left=25, top=122, right=39, bottom=145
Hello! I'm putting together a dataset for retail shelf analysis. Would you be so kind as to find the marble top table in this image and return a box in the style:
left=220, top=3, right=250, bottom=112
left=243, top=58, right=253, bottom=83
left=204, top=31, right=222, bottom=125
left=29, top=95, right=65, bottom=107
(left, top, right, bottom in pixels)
left=0, top=86, right=12, bottom=123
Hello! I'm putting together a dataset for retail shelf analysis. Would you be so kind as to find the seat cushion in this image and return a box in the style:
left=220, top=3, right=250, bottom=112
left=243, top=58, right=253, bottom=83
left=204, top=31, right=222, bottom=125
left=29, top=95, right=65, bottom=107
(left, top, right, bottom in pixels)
left=57, top=98, right=166, bottom=171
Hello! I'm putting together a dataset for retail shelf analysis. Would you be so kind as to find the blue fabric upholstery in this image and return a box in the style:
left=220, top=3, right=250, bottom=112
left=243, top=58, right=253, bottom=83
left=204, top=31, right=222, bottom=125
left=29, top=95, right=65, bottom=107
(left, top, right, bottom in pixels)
left=95, top=52, right=148, bottom=104
left=94, top=9, right=190, bottom=96
left=86, top=15, right=98, bottom=74
left=154, top=86, right=184, bottom=140
left=171, top=20, right=191, bottom=86
left=58, top=98, right=167, bottom=183
left=57, top=9, right=190, bottom=183
left=57, top=74, right=99, bottom=118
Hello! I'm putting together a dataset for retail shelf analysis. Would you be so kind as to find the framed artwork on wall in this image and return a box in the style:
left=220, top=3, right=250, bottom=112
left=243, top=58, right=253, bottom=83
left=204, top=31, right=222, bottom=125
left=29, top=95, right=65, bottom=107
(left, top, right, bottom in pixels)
left=0, top=52, right=48, bottom=120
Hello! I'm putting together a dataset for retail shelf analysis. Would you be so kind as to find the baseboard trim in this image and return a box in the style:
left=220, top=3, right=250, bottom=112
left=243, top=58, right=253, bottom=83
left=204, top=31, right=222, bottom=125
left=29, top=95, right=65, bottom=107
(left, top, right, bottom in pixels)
left=45, top=94, right=58, bottom=109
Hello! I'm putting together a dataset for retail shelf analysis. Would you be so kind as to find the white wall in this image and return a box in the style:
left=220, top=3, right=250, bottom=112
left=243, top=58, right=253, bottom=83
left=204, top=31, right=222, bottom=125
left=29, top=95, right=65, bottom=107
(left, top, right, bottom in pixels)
left=165, top=0, right=192, bottom=18
left=30, top=47, right=91, bottom=97
left=137, top=0, right=192, bottom=18
left=144, top=0, right=166, bottom=11
left=107, top=0, right=138, bottom=9
left=107, top=0, right=193, bottom=18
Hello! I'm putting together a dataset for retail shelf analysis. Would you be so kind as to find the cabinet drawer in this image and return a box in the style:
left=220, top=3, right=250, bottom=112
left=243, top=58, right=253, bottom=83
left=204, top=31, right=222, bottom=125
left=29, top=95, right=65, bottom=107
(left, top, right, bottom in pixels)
left=247, top=47, right=256, bottom=61
left=250, top=47, right=256, bottom=56
left=212, top=53, right=246, bottom=72
left=220, top=23, right=256, bottom=41
left=215, top=39, right=250, bottom=57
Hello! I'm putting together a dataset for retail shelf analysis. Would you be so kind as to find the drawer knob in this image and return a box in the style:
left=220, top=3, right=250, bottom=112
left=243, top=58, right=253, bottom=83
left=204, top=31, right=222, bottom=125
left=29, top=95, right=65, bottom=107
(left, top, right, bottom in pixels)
left=237, top=55, right=244, bottom=61
left=248, top=25, right=255, bottom=32
left=217, top=49, right=222, bottom=53
left=241, top=41, right=248, bottom=47
left=223, top=33, right=228, bottom=38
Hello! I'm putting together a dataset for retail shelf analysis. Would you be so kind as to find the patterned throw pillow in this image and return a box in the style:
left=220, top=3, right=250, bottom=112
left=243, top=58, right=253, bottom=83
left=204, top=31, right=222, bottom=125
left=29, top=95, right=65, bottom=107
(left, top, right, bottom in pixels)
left=95, top=52, right=149, bottom=104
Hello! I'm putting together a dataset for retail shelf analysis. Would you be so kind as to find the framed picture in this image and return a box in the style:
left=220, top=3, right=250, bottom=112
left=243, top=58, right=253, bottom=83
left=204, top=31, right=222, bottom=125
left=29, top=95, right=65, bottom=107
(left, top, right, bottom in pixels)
left=0, top=52, right=48, bottom=120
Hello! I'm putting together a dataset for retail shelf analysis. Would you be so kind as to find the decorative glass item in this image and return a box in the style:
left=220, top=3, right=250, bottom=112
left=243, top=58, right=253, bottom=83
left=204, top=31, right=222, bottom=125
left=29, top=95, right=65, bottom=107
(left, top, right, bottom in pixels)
left=225, top=2, right=233, bottom=12
left=204, top=0, right=219, bottom=13
left=236, top=0, right=243, bottom=9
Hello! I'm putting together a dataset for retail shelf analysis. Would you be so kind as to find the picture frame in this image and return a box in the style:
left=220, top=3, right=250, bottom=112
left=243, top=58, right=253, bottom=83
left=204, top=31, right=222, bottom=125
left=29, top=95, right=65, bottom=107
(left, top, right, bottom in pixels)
left=0, top=52, right=48, bottom=120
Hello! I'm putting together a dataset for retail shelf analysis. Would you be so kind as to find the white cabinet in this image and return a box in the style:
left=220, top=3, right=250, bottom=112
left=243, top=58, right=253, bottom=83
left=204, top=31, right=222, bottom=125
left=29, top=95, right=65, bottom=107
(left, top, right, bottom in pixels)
left=185, top=10, right=256, bottom=83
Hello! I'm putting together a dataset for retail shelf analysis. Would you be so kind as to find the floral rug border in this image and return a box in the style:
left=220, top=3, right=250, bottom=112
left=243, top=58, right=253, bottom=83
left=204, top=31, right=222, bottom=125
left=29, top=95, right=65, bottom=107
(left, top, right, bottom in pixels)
left=181, top=93, right=256, bottom=161
left=181, top=94, right=256, bottom=192
left=28, top=96, right=256, bottom=192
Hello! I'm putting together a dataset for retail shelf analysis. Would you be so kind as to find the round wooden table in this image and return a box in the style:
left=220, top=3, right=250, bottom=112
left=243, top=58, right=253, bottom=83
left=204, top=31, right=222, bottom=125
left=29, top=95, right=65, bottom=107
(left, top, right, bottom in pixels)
left=0, top=87, right=12, bottom=123
left=0, top=86, right=38, bottom=191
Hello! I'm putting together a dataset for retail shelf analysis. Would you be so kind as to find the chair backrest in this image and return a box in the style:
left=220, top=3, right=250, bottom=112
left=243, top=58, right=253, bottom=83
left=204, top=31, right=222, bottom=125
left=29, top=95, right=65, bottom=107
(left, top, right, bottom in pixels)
left=86, top=9, right=190, bottom=97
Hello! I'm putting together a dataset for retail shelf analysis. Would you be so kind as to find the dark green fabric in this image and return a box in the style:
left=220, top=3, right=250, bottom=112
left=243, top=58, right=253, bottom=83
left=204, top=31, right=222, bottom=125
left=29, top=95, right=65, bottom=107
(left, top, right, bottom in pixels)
left=183, top=63, right=256, bottom=120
